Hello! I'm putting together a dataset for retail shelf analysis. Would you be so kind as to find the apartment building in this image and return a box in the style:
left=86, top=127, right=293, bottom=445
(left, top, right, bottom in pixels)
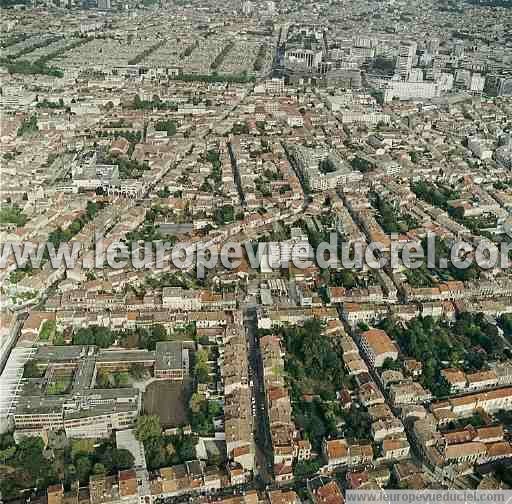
left=323, top=438, right=373, bottom=470
left=162, top=287, right=201, bottom=311
left=431, top=387, right=512, bottom=422
left=389, top=382, right=432, bottom=406
left=359, top=329, right=398, bottom=368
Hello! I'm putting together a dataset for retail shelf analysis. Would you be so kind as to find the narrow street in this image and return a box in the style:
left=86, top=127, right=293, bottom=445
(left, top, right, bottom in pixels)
left=243, top=305, right=273, bottom=486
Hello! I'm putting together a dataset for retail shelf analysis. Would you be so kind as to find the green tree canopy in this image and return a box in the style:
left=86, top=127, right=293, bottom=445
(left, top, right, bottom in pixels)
left=135, top=415, right=162, bottom=443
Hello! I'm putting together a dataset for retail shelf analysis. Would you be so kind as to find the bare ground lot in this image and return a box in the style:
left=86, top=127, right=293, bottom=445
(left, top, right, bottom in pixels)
left=143, top=378, right=193, bottom=428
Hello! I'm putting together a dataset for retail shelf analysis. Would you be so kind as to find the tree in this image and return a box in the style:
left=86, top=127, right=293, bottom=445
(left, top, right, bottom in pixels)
left=194, top=349, right=210, bottom=383
left=73, top=325, right=114, bottom=348
left=157, top=186, right=171, bottom=198
left=0, top=478, right=24, bottom=500
left=293, top=460, right=321, bottom=479
left=86, top=201, right=99, bottom=219
left=97, top=369, right=111, bottom=388
left=342, top=405, right=372, bottom=440
left=431, top=376, right=451, bottom=398
left=130, top=363, right=146, bottom=380
left=214, top=205, right=234, bottom=225
left=500, top=314, right=512, bottom=338
left=154, top=119, right=177, bottom=137
left=71, top=438, right=95, bottom=457
left=14, top=436, right=45, bottom=474
left=94, top=326, right=115, bottom=348
left=141, top=324, right=168, bottom=350
left=144, top=437, right=167, bottom=470
left=112, top=449, right=135, bottom=471
left=92, top=442, right=134, bottom=474
left=64, top=464, right=77, bottom=488
left=152, top=324, right=167, bottom=341
left=381, top=357, right=401, bottom=371
left=114, top=372, right=130, bottom=387
left=351, top=156, right=372, bottom=172
left=73, top=327, right=95, bottom=345
left=0, top=205, right=28, bottom=227
left=17, top=114, right=38, bottom=137
left=23, top=359, right=41, bottom=378
left=12, top=437, right=57, bottom=491
left=0, top=445, right=16, bottom=463
left=0, top=432, right=16, bottom=463
left=372, top=56, right=396, bottom=74
left=92, top=463, right=106, bottom=475
left=39, top=320, right=56, bottom=341
left=135, top=415, right=162, bottom=443
left=75, top=456, right=92, bottom=483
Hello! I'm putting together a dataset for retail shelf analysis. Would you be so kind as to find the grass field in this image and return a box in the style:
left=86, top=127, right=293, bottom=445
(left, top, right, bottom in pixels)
left=143, top=378, right=192, bottom=428
left=46, top=374, right=73, bottom=395
left=39, top=320, right=56, bottom=341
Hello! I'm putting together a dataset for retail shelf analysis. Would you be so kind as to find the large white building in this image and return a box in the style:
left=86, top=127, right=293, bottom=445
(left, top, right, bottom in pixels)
left=292, top=146, right=359, bottom=191
left=285, top=48, right=323, bottom=70
left=1, top=86, right=35, bottom=111
left=265, top=78, right=285, bottom=96
left=468, top=136, right=493, bottom=160
left=382, top=79, right=440, bottom=102
left=340, top=110, right=390, bottom=125
left=325, top=92, right=354, bottom=112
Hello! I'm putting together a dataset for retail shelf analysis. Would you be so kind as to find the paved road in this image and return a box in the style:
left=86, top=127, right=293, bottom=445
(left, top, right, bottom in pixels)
left=244, top=305, right=274, bottom=485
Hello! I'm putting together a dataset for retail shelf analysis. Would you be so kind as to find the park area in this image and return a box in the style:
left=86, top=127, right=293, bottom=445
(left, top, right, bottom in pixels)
left=143, top=379, right=192, bottom=428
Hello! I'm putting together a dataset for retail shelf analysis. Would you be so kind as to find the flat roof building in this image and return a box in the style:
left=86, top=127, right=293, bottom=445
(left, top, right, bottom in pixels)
left=154, top=341, right=189, bottom=380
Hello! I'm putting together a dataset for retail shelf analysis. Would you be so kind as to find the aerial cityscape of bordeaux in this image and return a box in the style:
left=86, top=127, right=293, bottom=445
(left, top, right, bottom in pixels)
left=1, top=0, right=512, bottom=502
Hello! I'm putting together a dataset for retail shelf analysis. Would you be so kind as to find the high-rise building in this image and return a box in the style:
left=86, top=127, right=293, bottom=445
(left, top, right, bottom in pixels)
left=470, top=73, right=485, bottom=93
left=454, top=40, right=465, bottom=58
left=354, top=36, right=373, bottom=49
left=438, top=72, right=454, bottom=92
left=242, top=0, right=253, bottom=15
left=397, top=41, right=417, bottom=81
left=455, top=69, right=471, bottom=89
left=409, top=68, right=424, bottom=81
left=97, top=0, right=110, bottom=9
left=485, top=75, right=512, bottom=96
left=427, top=37, right=439, bottom=55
